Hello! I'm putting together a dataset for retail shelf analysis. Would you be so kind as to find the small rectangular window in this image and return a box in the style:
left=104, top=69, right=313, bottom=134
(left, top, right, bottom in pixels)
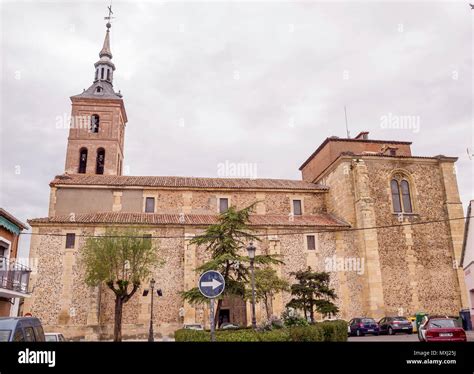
left=219, top=198, right=229, bottom=213
left=293, top=200, right=302, bottom=215
left=145, top=197, right=155, bottom=213
left=306, top=235, right=316, bottom=250
left=65, top=233, right=75, bottom=249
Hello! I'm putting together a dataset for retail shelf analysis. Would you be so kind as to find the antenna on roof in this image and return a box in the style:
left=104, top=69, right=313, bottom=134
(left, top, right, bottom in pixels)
left=344, top=106, right=350, bottom=139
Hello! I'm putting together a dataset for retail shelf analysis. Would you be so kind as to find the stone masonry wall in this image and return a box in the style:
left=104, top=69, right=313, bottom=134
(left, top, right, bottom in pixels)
left=365, top=158, right=463, bottom=315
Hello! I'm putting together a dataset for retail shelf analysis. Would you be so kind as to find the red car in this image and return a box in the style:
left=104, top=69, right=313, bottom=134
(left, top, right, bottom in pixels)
left=418, top=317, right=466, bottom=342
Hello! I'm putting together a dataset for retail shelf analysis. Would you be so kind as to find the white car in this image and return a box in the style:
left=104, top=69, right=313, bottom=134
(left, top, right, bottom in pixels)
left=183, top=324, right=204, bottom=331
left=45, top=332, right=66, bottom=342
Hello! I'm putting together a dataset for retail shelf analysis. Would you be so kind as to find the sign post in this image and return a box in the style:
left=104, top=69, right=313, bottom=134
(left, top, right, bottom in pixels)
left=209, top=298, right=215, bottom=342
left=198, top=270, right=225, bottom=342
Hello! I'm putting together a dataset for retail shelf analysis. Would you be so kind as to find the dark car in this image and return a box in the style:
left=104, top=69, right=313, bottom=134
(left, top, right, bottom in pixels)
left=378, top=316, right=413, bottom=335
left=0, top=317, right=45, bottom=342
left=418, top=317, right=466, bottom=342
left=348, top=317, right=379, bottom=336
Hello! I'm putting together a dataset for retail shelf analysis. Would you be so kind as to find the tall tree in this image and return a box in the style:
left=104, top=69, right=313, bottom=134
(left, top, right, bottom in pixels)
left=81, top=228, right=161, bottom=341
left=246, top=267, right=289, bottom=320
left=286, top=267, right=338, bottom=323
left=182, top=203, right=282, bottom=326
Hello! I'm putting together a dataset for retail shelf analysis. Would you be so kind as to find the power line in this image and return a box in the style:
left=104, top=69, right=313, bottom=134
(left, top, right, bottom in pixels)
left=19, top=215, right=473, bottom=240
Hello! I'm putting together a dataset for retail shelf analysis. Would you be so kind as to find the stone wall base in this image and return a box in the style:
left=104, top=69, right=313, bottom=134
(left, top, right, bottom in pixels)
left=44, top=322, right=181, bottom=341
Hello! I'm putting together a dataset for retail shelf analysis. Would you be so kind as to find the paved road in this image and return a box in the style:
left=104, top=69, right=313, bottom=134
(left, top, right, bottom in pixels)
left=349, top=333, right=418, bottom=342
left=348, top=331, right=474, bottom=342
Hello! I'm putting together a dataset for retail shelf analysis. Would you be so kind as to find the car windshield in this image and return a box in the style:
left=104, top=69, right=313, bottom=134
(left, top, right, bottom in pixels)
left=0, top=330, right=11, bottom=342
left=362, top=319, right=375, bottom=324
left=393, top=317, right=408, bottom=322
left=429, top=319, right=458, bottom=329
left=45, top=335, right=58, bottom=342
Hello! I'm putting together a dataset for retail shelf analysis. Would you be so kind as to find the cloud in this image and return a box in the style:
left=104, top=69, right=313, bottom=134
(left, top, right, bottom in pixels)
left=0, top=1, right=472, bottom=257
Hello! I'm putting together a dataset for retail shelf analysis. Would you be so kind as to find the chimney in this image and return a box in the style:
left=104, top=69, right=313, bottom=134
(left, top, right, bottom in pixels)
left=355, top=131, right=369, bottom=140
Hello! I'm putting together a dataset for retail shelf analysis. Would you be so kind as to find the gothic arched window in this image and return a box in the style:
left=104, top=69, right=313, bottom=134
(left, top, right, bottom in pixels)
left=390, top=174, right=414, bottom=214
left=390, top=179, right=402, bottom=213
left=78, top=148, right=88, bottom=174
left=90, top=114, right=100, bottom=133
left=400, top=180, right=413, bottom=213
left=96, top=148, right=105, bottom=175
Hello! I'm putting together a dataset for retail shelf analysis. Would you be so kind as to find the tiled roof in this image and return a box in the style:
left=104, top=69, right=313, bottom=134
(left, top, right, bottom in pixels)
left=51, top=174, right=328, bottom=191
left=346, top=153, right=457, bottom=161
left=299, top=136, right=413, bottom=170
left=28, top=212, right=349, bottom=228
left=71, top=81, right=122, bottom=100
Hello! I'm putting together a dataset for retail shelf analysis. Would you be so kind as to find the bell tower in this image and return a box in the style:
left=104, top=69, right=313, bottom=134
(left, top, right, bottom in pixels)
left=64, top=11, right=127, bottom=176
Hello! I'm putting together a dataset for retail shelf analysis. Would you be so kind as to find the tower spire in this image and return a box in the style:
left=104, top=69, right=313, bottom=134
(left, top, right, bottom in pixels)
left=93, top=5, right=115, bottom=84
left=72, top=4, right=122, bottom=100
left=99, top=23, right=112, bottom=59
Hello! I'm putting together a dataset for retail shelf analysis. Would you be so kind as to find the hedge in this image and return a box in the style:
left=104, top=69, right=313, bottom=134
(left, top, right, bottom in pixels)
left=175, top=320, right=347, bottom=342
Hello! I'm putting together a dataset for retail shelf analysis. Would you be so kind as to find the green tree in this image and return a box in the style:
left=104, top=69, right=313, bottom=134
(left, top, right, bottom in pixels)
left=81, top=228, right=161, bottom=341
left=182, top=203, right=282, bottom=326
left=246, top=267, right=289, bottom=320
left=286, top=267, right=338, bottom=323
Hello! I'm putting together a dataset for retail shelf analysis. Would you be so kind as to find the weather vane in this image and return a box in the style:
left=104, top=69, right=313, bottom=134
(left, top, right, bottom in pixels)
left=104, top=3, right=115, bottom=28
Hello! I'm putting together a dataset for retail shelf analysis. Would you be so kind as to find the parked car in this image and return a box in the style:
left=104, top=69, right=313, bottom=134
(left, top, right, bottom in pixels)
left=183, top=324, right=204, bottom=331
left=418, top=316, right=466, bottom=342
left=378, top=316, right=413, bottom=335
left=348, top=317, right=379, bottom=336
left=0, top=317, right=45, bottom=342
left=220, top=322, right=240, bottom=330
left=45, top=332, right=67, bottom=342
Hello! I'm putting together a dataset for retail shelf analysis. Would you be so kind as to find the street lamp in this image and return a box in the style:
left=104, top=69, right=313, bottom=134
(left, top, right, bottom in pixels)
left=247, top=242, right=257, bottom=330
left=148, top=278, right=156, bottom=342
left=142, top=278, right=162, bottom=342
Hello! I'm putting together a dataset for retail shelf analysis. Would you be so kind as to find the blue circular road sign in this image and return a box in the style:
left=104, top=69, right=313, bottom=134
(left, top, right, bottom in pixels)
left=198, top=270, right=225, bottom=298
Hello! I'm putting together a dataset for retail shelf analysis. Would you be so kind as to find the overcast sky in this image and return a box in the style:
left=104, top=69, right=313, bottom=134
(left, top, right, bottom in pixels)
left=0, top=1, right=473, bottom=256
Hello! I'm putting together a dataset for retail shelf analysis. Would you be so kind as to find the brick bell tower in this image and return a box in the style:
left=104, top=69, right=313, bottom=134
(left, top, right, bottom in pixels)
left=64, top=18, right=127, bottom=176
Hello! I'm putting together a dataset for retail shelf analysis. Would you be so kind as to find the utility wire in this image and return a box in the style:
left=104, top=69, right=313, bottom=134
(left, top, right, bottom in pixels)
left=18, top=215, right=473, bottom=240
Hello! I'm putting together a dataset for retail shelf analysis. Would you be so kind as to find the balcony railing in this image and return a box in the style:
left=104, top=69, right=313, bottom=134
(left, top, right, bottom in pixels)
left=0, top=256, right=31, bottom=295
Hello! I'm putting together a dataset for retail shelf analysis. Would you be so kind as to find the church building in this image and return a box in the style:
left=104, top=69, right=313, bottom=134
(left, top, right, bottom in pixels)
left=24, top=19, right=468, bottom=340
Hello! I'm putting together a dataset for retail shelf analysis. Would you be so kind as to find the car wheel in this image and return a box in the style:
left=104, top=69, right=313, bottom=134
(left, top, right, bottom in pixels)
left=407, top=330, right=413, bottom=335
left=388, top=327, right=394, bottom=335
left=356, top=329, right=363, bottom=337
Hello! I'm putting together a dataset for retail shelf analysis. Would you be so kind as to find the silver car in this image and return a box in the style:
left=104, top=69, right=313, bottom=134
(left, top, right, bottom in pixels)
left=45, top=332, right=67, bottom=342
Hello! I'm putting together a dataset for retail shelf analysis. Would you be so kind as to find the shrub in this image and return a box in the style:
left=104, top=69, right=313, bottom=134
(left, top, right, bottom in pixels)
left=257, top=329, right=290, bottom=342
left=289, top=325, right=324, bottom=342
left=174, top=320, right=348, bottom=342
left=270, top=316, right=285, bottom=329
left=282, top=307, right=309, bottom=327
left=258, top=316, right=285, bottom=331
left=327, top=320, right=348, bottom=342
left=217, top=329, right=259, bottom=342
left=174, top=329, right=209, bottom=342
